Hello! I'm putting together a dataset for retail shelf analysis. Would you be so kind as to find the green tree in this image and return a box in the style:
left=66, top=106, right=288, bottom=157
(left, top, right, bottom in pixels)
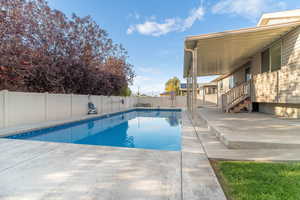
left=120, top=86, right=132, bottom=96
left=165, top=77, right=180, bottom=95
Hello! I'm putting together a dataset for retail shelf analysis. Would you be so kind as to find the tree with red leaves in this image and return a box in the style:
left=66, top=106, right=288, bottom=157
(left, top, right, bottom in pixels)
left=0, top=0, right=134, bottom=95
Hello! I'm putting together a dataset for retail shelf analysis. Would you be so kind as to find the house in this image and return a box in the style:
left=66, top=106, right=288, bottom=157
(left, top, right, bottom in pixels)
left=184, top=9, right=300, bottom=118
left=198, top=81, right=218, bottom=105
left=179, top=83, right=200, bottom=96
left=179, top=81, right=218, bottom=105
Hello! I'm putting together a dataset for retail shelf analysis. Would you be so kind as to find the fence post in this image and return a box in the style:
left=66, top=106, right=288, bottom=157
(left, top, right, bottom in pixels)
left=110, top=96, right=113, bottom=113
left=98, top=96, right=102, bottom=114
left=3, top=90, right=9, bottom=128
left=44, top=92, right=48, bottom=121
left=0, top=91, right=3, bottom=128
left=102, top=96, right=105, bottom=114
left=118, top=97, right=120, bottom=111
left=70, top=94, right=73, bottom=117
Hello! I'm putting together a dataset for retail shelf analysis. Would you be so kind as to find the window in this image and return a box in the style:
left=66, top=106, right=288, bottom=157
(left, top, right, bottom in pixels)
left=270, top=41, right=281, bottom=71
left=261, top=40, right=282, bottom=73
left=245, top=67, right=251, bottom=81
left=219, top=81, right=223, bottom=91
left=212, top=87, right=216, bottom=94
left=205, top=87, right=209, bottom=94
left=229, top=75, right=235, bottom=89
left=180, top=83, right=187, bottom=89
left=261, top=49, right=270, bottom=73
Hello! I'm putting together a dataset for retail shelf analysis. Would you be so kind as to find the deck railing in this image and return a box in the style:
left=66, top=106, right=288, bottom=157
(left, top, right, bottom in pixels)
left=221, top=81, right=251, bottom=112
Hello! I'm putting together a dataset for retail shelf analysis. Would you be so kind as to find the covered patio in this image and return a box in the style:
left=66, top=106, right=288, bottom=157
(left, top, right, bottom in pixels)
left=183, top=21, right=300, bottom=113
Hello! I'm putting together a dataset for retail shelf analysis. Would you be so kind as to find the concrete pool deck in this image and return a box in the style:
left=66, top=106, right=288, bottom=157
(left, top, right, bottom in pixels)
left=193, top=106, right=300, bottom=161
left=0, top=111, right=226, bottom=200
left=198, top=106, right=300, bottom=149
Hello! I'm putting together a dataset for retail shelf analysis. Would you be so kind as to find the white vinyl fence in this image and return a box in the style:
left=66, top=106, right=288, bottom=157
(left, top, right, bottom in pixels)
left=0, top=90, right=189, bottom=129
left=0, top=90, right=138, bottom=128
left=138, top=96, right=195, bottom=108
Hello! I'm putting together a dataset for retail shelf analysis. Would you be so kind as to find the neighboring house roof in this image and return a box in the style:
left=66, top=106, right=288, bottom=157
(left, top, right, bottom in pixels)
left=183, top=9, right=300, bottom=78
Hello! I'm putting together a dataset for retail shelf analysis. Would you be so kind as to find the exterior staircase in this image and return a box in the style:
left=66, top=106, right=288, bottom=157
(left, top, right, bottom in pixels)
left=221, top=81, right=251, bottom=113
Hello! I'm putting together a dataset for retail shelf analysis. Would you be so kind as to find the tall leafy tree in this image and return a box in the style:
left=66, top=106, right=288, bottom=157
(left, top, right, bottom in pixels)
left=165, top=77, right=180, bottom=95
left=0, top=0, right=134, bottom=95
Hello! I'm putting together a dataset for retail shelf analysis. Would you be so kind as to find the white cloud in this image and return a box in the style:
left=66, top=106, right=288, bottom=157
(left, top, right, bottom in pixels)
left=128, top=12, right=140, bottom=20
left=128, top=19, right=180, bottom=37
left=127, top=4, right=204, bottom=36
left=126, top=26, right=135, bottom=35
left=212, top=0, right=286, bottom=20
left=182, top=6, right=205, bottom=31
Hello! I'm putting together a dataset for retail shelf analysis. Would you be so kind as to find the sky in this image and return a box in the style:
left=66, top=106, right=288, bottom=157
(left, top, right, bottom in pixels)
left=47, top=0, right=300, bottom=95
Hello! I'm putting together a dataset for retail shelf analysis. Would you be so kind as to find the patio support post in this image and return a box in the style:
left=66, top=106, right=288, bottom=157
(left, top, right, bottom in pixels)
left=186, top=77, right=190, bottom=111
left=190, top=68, right=194, bottom=114
left=192, top=48, right=198, bottom=117
left=185, top=47, right=197, bottom=114
left=188, top=68, right=193, bottom=112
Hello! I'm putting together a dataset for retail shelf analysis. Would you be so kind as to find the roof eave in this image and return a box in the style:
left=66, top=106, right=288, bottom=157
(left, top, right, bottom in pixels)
left=183, top=21, right=300, bottom=78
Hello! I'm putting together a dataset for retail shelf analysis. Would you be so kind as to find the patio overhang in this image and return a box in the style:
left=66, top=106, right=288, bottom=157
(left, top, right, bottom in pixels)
left=183, top=21, right=300, bottom=77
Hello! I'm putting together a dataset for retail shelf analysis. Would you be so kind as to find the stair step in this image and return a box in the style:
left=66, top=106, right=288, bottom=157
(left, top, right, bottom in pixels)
left=229, top=97, right=251, bottom=113
left=193, top=120, right=228, bottom=151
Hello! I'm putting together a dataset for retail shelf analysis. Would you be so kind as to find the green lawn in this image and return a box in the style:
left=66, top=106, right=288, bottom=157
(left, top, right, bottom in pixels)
left=213, top=161, right=300, bottom=200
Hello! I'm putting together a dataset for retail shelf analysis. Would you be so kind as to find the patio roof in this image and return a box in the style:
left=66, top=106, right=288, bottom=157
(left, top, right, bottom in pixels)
left=183, top=21, right=300, bottom=77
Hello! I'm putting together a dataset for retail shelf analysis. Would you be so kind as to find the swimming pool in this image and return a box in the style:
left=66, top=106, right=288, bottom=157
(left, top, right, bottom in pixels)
left=5, top=109, right=182, bottom=151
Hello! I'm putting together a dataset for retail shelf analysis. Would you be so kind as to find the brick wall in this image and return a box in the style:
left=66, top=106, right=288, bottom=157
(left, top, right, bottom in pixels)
left=252, top=71, right=278, bottom=102
left=259, top=103, right=300, bottom=118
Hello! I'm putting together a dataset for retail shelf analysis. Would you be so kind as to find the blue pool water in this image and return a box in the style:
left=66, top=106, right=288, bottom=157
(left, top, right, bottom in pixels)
left=6, top=109, right=182, bottom=151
